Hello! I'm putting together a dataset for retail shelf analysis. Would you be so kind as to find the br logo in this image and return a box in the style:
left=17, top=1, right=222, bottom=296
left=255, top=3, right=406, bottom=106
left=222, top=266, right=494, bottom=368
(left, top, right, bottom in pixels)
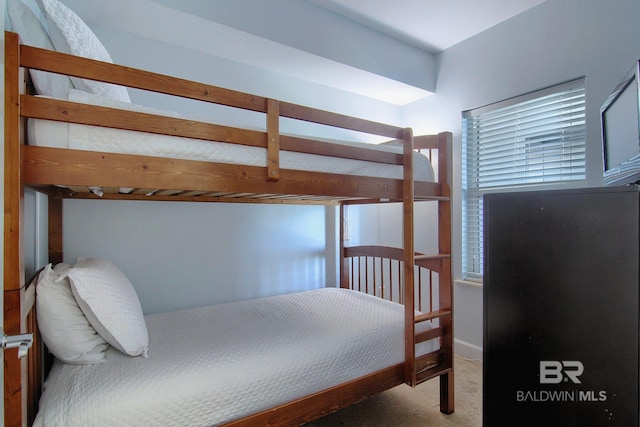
left=540, top=361, right=584, bottom=384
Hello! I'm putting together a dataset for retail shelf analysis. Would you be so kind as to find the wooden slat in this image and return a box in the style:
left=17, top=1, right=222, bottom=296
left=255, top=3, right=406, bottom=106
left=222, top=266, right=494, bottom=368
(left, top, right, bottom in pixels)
left=21, top=96, right=266, bottom=148
left=22, top=96, right=404, bottom=166
left=415, top=309, right=452, bottom=323
left=22, top=146, right=439, bottom=201
left=414, top=253, right=450, bottom=272
left=416, top=325, right=444, bottom=344
left=281, top=135, right=401, bottom=164
left=66, top=185, right=89, bottom=194
left=279, top=101, right=403, bottom=139
left=413, top=134, right=440, bottom=150
left=155, top=189, right=182, bottom=196
left=20, top=44, right=404, bottom=139
left=344, top=245, right=405, bottom=261
left=53, top=189, right=341, bottom=206
left=266, top=99, right=280, bottom=181
left=20, top=45, right=268, bottom=113
left=414, top=253, right=450, bottom=262
left=130, top=188, right=157, bottom=195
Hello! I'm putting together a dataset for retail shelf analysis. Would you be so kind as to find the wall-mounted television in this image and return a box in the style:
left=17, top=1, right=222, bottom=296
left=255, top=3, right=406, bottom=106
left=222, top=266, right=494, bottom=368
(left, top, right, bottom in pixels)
left=601, top=60, right=640, bottom=186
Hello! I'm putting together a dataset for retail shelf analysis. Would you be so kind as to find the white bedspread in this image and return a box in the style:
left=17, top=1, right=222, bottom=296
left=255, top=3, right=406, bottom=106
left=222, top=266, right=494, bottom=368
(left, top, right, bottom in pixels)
left=27, top=90, right=435, bottom=187
left=34, top=288, right=437, bottom=427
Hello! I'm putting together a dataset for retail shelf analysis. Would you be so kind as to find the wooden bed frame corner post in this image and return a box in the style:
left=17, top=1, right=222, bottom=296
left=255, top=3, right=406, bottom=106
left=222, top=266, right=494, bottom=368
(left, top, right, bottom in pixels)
left=338, top=203, right=349, bottom=289
left=402, top=128, right=416, bottom=387
left=438, top=131, right=455, bottom=414
left=4, top=30, right=28, bottom=427
left=48, top=196, right=64, bottom=266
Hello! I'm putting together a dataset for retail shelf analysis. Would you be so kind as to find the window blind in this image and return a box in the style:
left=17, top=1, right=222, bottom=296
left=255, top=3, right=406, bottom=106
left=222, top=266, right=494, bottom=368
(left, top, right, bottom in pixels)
left=462, top=78, right=586, bottom=280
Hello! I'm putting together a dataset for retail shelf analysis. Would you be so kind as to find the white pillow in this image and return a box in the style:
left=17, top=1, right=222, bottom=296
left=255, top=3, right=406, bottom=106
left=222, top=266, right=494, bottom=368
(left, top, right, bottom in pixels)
left=37, top=0, right=131, bottom=103
left=66, top=257, right=148, bottom=357
left=35, top=263, right=109, bottom=364
left=6, top=0, right=72, bottom=98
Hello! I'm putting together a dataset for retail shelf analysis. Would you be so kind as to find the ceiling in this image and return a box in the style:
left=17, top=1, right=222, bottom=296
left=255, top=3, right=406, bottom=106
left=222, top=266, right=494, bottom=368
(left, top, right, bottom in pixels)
left=62, top=0, right=548, bottom=105
left=309, top=0, right=548, bottom=53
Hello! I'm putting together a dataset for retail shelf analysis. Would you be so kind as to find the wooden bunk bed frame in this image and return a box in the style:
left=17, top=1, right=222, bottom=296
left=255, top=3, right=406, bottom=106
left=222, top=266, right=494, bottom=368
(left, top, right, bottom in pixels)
left=3, top=31, right=454, bottom=426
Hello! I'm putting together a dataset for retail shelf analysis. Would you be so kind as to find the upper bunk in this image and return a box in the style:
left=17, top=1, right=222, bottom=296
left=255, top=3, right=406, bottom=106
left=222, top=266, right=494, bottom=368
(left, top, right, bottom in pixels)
left=4, top=31, right=451, bottom=206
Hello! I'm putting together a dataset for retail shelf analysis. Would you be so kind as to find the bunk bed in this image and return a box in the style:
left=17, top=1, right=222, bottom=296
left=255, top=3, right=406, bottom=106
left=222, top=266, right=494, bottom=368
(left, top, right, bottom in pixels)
left=3, top=8, right=453, bottom=425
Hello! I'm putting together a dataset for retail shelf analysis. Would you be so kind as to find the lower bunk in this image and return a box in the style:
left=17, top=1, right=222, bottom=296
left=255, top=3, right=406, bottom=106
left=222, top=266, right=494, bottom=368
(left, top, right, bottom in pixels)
left=30, top=254, right=451, bottom=426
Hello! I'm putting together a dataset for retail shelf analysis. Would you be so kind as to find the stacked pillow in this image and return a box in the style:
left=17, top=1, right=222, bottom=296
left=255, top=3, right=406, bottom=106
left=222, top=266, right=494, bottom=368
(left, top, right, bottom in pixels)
left=5, top=0, right=72, bottom=98
left=9, top=0, right=146, bottom=361
left=11, top=1, right=144, bottom=357
left=6, top=0, right=130, bottom=102
left=36, top=258, right=149, bottom=363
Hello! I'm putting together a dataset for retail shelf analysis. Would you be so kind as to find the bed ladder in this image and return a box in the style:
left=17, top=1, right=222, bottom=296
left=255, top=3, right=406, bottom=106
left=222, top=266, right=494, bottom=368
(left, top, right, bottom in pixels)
left=406, top=252, right=454, bottom=414
left=404, top=131, right=454, bottom=414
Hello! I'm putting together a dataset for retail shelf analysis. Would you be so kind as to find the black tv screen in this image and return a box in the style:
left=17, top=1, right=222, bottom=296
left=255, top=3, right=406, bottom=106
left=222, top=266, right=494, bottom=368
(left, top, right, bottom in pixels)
left=601, top=60, right=640, bottom=186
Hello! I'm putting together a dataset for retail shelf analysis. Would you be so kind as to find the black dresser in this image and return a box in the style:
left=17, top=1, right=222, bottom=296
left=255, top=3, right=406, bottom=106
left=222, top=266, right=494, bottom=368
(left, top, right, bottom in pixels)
left=483, top=186, right=639, bottom=426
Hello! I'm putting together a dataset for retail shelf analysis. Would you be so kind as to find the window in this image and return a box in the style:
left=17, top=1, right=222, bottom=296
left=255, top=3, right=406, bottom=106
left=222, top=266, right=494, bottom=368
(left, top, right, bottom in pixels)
left=462, top=78, right=586, bottom=281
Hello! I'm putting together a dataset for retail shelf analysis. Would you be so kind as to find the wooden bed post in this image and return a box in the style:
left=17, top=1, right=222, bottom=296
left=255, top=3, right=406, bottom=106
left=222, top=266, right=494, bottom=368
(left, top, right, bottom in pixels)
left=48, top=197, right=63, bottom=265
left=402, top=128, right=416, bottom=386
left=438, top=131, right=455, bottom=414
left=339, top=203, right=349, bottom=289
left=4, top=31, right=28, bottom=427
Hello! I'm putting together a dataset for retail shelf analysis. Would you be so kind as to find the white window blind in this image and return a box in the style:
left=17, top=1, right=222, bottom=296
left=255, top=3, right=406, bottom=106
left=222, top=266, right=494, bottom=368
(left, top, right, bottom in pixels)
left=462, top=78, right=586, bottom=280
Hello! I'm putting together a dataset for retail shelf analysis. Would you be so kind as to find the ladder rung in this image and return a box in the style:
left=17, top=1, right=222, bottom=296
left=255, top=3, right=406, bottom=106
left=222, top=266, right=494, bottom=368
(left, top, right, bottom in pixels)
left=415, top=309, right=452, bottom=323
left=414, top=253, right=450, bottom=262
left=416, top=325, right=443, bottom=344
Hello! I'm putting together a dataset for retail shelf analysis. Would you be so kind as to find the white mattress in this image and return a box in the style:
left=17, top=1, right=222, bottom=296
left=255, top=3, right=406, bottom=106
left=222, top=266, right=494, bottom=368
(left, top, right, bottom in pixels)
left=34, top=288, right=437, bottom=427
left=27, top=90, right=435, bottom=192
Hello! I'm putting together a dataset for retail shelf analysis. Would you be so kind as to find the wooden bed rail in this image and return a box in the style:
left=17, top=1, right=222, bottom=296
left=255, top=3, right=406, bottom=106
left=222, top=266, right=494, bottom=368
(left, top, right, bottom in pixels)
left=7, top=32, right=452, bottom=204
left=18, top=40, right=405, bottom=139
left=341, top=245, right=450, bottom=313
left=20, top=96, right=405, bottom=166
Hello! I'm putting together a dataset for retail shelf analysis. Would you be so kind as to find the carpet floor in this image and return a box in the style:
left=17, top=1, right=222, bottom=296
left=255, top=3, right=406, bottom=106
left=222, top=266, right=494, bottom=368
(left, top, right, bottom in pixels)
left=305, top=356, right=482, bottom=426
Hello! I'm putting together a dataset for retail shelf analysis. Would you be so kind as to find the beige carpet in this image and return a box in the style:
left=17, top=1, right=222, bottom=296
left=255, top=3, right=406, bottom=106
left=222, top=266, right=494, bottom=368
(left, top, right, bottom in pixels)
left=305, top=356, right=482, bottom=426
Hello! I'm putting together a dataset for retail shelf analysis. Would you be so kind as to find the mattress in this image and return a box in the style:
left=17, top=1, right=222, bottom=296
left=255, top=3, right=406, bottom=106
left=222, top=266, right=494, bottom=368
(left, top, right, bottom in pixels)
left=34, top=288, right=437, bottom=427
left=27, top=90, right=435, bottom=194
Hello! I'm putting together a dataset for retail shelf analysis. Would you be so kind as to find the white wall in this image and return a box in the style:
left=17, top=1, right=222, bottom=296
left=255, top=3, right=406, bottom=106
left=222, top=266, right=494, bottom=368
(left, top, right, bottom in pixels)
left=63, top=200, right=333, bottom=314
left=400, top=0, right=640, bottom=359
left=148, top=0, right=438, bottom=94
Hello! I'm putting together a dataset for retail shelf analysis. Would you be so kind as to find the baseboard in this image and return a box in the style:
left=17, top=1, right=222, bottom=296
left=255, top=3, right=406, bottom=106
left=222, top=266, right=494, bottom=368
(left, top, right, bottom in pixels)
left=454, top=338, right=482, bottom=361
